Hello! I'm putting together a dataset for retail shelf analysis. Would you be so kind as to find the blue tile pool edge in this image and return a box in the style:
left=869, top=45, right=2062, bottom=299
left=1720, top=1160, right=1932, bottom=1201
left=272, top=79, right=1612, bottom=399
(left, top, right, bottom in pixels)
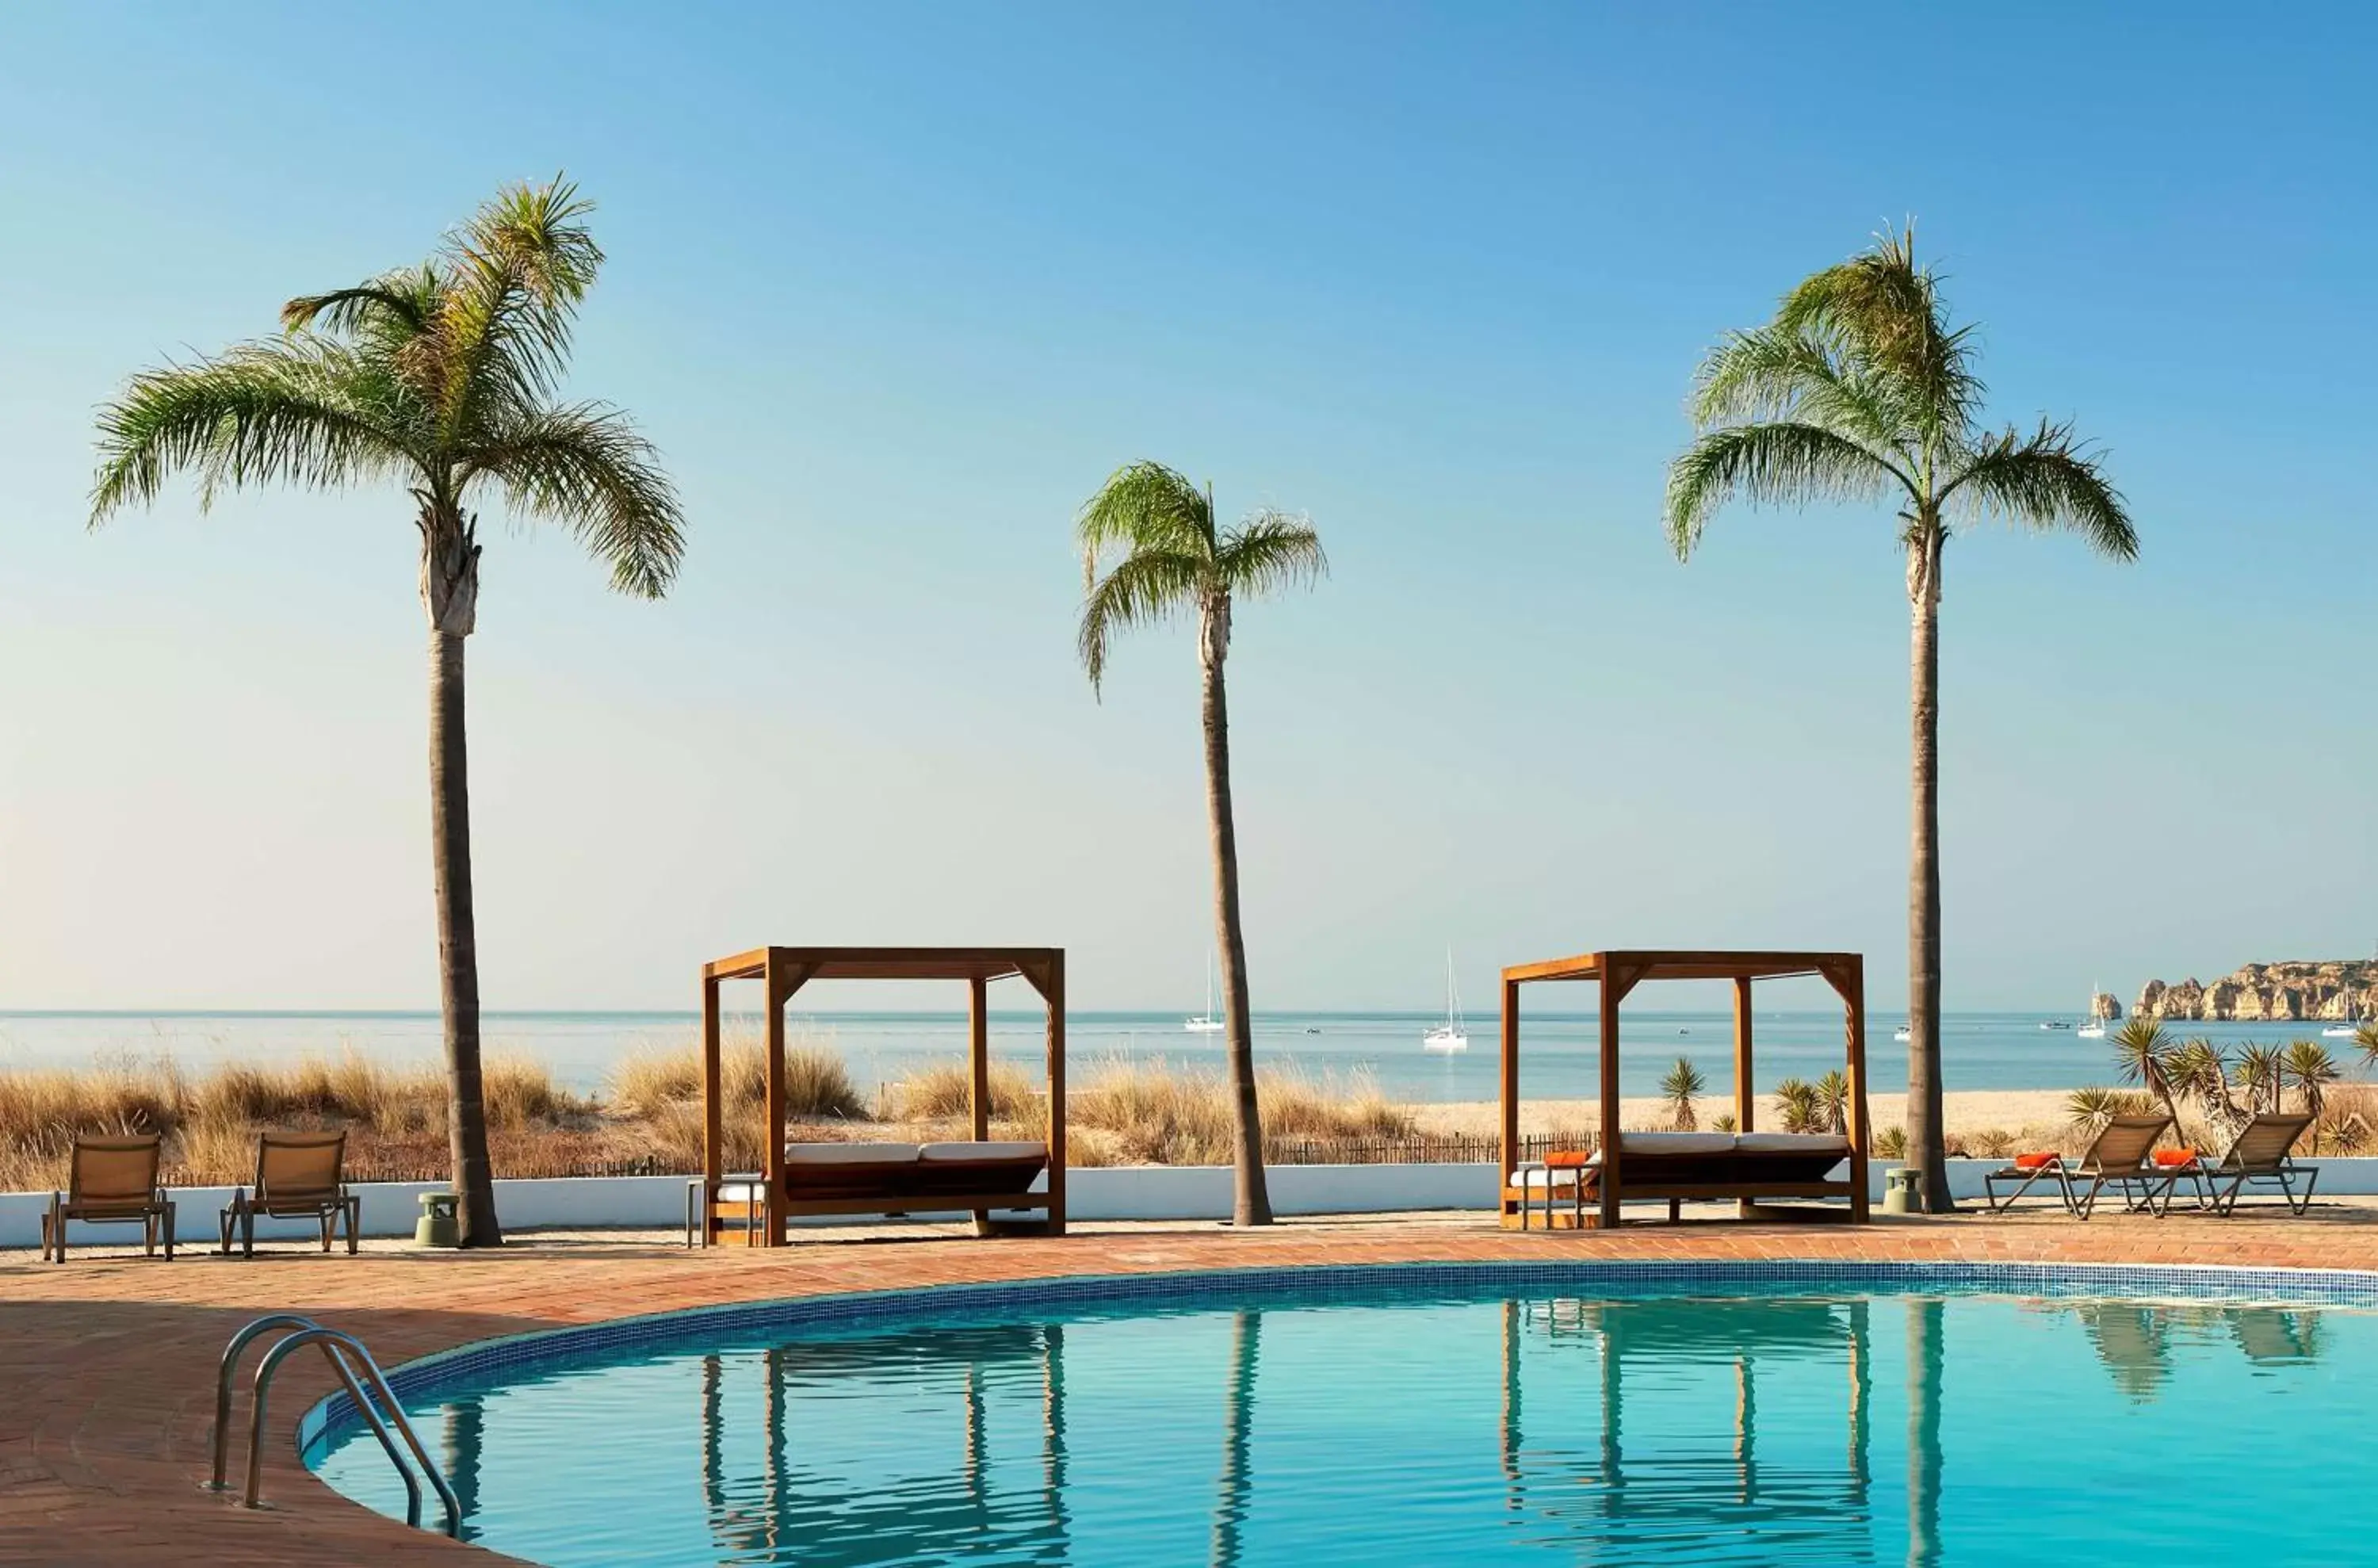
left=295, top=1255, right=2378, bottom=1459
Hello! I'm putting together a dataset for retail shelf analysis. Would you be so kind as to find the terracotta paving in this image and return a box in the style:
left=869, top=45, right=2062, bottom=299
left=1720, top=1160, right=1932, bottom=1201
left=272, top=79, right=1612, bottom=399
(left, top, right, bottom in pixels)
left=10, top=1206, right=2378, bottom=1566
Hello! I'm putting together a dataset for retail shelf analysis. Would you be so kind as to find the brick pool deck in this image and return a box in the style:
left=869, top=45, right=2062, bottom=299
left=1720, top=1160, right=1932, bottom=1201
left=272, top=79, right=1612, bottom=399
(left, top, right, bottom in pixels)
left=10, top=1205, right=2378, bottom=1566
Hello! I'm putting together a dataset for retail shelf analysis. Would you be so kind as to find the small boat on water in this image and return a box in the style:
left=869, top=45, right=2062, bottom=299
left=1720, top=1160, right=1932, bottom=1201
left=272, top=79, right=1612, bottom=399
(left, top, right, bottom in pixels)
left=1185, top=954, right=1224, bottom=1034
left=2324, top=1003, right=2368, bottom=1038
left=2077, top=983, right=2107, bottom=1039
left=1424, top=949, right=1468, bottom=1053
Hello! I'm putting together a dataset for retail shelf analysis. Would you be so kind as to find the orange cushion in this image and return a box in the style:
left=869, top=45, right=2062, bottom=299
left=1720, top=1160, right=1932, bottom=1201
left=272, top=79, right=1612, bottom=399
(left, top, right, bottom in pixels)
left=1545, top=1149, right=1593, bottom=1168
left=2013, top=1152, right=2058, bottom=1171
left=2153, top=1149, right=2198, bottom=1168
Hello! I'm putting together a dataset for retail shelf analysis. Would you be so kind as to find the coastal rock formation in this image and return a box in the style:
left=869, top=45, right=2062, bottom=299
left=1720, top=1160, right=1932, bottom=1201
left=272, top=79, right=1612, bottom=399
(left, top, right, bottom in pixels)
left=2089, top=992, right=2122, bottom=1022
left=2135, top=961, right=2377, bottom=1023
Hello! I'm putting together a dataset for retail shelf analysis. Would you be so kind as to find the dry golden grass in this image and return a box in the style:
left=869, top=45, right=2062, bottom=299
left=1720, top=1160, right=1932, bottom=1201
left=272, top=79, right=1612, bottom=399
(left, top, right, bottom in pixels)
left=606, top=1037, right=866, bottom=1121
left=0, top=1046, right=1436, bottom=1187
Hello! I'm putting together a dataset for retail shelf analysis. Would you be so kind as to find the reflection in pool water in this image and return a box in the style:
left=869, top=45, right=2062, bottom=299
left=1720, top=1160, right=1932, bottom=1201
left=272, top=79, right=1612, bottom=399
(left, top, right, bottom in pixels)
left=316, top=1284, right=2353, bottom=1566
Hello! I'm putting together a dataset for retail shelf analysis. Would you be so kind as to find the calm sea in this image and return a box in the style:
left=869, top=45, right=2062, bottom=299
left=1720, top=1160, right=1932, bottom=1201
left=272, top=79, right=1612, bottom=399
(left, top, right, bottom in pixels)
left=0, top=1009, right=2360, bottom=1103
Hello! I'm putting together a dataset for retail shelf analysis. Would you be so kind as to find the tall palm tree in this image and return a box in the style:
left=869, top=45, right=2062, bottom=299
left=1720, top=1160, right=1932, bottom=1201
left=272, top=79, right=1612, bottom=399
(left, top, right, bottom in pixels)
left=1665, top=229, right=2138, bottom=1211
left=1077, top=461, right=1328, bottom=1226
left=90, top=178, right=685, bottom=1245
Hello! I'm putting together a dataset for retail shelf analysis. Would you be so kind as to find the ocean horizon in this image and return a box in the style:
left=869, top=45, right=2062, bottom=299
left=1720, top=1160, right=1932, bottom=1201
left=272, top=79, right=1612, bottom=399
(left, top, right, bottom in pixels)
left=3, top=1007, right=2361, bottom=1103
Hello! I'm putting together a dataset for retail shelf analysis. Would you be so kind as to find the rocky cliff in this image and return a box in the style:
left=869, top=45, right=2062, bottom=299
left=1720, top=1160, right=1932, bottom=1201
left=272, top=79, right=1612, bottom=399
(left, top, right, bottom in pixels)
left=2135, top=961, right=2378, bottom=1023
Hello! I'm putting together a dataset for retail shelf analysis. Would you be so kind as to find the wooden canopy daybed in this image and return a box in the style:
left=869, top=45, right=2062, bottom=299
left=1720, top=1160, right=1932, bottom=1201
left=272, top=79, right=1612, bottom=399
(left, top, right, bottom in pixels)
left=698, top=946, right=1066, bottom=1246
left=1499, top=949, right=1869, bottom=1229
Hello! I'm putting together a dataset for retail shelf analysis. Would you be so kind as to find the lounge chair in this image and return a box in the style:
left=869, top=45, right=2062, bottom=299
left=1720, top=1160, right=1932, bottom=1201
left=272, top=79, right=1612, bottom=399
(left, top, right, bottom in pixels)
left=219, top=1129, right=361, bottom=1256
left=1983, top=1113, right=2177, bottom=1219
left=702, top=1141, right=1053, bottom=1245
left=40, top=1134, right=174, bottom=1263
left=1507, top=1131, right=1855, bottom=1228
left=2172, top=1112, right=2318, bottom=1217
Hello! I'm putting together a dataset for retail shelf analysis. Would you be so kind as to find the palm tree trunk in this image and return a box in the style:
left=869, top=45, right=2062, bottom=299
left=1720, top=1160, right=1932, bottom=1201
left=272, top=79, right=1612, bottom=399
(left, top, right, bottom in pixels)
left=430, top=628, right=500, bottom=1245
left=1907, top=528, right=1952, bottom=1213
left=1200, top=595, right=1272, bottom=1226
left=422, top=498, right=500, bottom=1248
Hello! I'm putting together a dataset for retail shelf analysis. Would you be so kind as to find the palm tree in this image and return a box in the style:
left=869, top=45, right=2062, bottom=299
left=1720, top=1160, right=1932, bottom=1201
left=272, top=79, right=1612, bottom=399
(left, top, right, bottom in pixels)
left=90, top=178, right=684, bottom=1245
left=1660, top=1057, right=1707, bottom=1131
left=1666, top=229, right=2138, bottom=1211
left=1076, top=461, right=1327, bottom=1226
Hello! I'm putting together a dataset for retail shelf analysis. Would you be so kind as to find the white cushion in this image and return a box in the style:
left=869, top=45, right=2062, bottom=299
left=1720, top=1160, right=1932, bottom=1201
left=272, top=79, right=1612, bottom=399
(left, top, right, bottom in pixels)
left=919, top=1141, right=1047, bottom=1162
left=1616, top=1132, right=1738, bottom=1156
left=1514, top=1166, right=1589, bottom=1188
left=785, top=1142, right=919, bottom=1165
left=717, top=1181, right=767, bottom=1203
left=1733, top=1133, right=1850, bottom=1154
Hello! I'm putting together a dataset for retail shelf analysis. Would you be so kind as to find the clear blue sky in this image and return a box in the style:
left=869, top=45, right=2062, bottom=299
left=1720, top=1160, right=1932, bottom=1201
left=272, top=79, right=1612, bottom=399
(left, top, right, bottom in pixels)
left=2, top=2, right=2370, bottom=1013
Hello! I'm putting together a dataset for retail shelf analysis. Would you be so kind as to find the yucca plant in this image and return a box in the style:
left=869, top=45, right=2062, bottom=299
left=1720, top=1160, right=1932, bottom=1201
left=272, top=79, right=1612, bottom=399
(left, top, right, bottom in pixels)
left=1666, top=229, right=2136, bottom=1211
left=2066, top=1085, right=2154, bottom=1131
left=2283, top=1040, right=2341, bottom=1150
left=1076, top=461, right=1327, bottom=1226
left=2167, top=1038, right=2246, bottom=1143
left=1875, top=1124, right=1909, bottom=1160
left=1815, top=1069, right=1852, bottom=1135
left=2107, top=1018, right=2181, bottom=1130
left=2235, top=1042, right=2286, bottom=1115
left=1772, top=1077, right=1822, bottom=1135
left=90, top=179, right=684, bottom=1245
left=1661, top=1057, right=1707, bottom=1131
left=2353, top=1021, right=2378, bottom=1071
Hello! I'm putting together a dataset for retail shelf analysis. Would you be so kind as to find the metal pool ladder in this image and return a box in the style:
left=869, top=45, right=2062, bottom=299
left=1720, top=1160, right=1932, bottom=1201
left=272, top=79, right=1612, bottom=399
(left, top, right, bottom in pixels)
left=210, top=1314, right=462, bottom=1538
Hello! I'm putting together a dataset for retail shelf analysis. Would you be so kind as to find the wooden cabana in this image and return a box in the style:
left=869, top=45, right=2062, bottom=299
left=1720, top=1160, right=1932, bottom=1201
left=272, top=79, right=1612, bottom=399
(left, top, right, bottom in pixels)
left=698, top=946, right=1066, bottom=1246
left=1499, top=949, right=1868, bottom=1229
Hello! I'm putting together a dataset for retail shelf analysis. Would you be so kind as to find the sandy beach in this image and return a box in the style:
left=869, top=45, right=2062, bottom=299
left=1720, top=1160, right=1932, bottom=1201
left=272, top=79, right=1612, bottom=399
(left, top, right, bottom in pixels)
left=1415, top=1089, right=2075, bottom=1142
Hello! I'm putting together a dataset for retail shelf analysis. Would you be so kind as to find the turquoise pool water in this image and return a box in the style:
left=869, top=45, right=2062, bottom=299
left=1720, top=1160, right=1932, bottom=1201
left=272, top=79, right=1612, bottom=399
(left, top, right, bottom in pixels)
left=310, top=1268, right=2368, bottom=1565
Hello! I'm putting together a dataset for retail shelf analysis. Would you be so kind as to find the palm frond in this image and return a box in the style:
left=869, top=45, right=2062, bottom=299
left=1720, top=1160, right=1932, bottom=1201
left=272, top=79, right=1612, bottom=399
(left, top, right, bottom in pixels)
left=464, top=401, right=684, bottom=598
left=1773, top=227, right=1982, bottom=444
left=1939, top=419, right=2138, bottom=560
left=1215, top=511, right=1328, bottom=599
left=1664, top=421, right=1912, bottom=560
left=1691, top=324, right=1917, bottom=458
left=430, top=177, right=605, bottom=437
left=281, top=270, right=436, bottom=339
left=1076, top=461, right=1213, bottom=583
left=90, top=338, right=420, bottom=522
left=1076, top=547, right=1207, bottom=695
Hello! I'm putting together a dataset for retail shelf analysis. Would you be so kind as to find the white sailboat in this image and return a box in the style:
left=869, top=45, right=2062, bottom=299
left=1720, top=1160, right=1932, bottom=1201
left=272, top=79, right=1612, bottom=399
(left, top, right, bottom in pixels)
left=2076, top=982, right=2107, bottom=1039
left=2324, top=998, right=2366, bottom=1038
left=1424, top=950, right=1468, bottom=1053
left=1184, top=954, right=1225, bottom=1033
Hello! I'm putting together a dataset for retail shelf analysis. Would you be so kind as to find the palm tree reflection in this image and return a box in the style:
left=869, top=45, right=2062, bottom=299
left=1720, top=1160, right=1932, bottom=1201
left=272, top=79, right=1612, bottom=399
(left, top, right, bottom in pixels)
left=1210, top=1310, right=1262, bottom=1568
left=1905, top=1299, right=1941, bottom=1568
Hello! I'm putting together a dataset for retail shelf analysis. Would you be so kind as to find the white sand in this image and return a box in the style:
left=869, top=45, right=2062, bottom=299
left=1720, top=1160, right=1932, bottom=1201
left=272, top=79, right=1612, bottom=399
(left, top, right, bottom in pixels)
left=1415, top=1089, right=2074, bottom=1140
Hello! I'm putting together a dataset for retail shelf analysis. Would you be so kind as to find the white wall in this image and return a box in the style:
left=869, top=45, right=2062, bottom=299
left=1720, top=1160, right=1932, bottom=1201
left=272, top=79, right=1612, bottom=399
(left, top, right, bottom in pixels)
left=2, top=1157, right=2357, bottom=1249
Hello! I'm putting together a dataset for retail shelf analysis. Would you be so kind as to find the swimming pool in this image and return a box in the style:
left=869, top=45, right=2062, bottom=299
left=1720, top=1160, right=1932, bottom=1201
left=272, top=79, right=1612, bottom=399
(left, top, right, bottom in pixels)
left=308, top=1263, right=2376, bottom=1565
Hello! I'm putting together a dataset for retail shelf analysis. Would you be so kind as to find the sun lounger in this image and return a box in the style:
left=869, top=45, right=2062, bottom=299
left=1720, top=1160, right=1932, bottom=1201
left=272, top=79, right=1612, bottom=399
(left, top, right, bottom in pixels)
left=219, top=1129, right=360, bottom=1256
left=704, top=1141, right=1053, bottom=1244
left=40, top=1134, right=174, bottom=1262
left=1508, top=1131, right=1853, bottom=1228
left=1983, top=1113, right=2177, bottom=1219
left=2170, top=1111, right=2317, bottom=1217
